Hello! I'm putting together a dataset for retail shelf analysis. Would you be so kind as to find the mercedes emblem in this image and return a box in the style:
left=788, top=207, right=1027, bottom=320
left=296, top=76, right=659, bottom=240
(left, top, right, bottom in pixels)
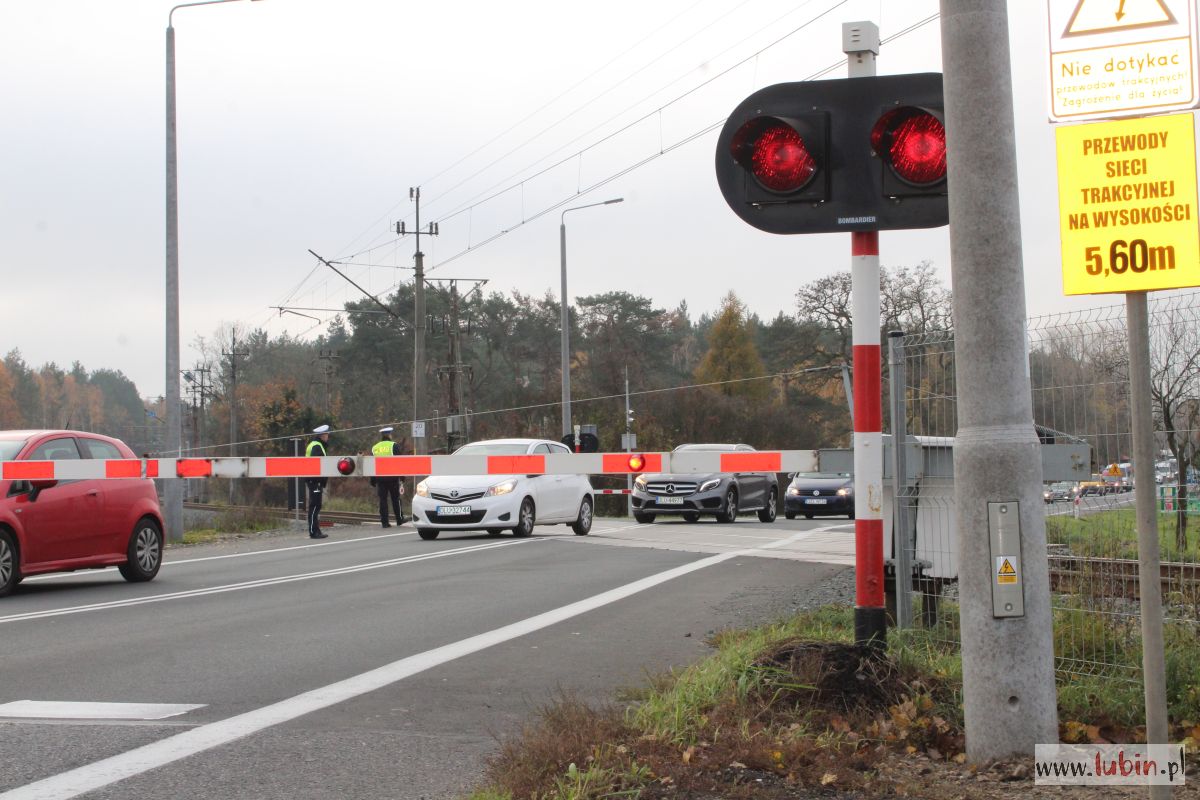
left=666, top=484, right=675, bottom=495
left=812, top=490, right=820, bottom=496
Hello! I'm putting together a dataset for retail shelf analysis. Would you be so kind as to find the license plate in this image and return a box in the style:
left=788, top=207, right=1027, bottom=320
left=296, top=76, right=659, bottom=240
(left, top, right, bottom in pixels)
left=437, top=504, right=472, bottom=516
left=805, top=498, right=828, bottom=505
left=657, top=497, right=685, bottom=505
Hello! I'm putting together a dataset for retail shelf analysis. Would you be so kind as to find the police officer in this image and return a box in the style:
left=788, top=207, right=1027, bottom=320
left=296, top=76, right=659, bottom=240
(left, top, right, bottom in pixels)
left=371, top=426, right=406, bottom=527
left=306, top=424, right=331, bottom=539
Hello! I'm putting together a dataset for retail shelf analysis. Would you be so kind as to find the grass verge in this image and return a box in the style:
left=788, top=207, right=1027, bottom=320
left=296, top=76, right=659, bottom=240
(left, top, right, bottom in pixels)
left=468, top=604, right=1200, bottom=800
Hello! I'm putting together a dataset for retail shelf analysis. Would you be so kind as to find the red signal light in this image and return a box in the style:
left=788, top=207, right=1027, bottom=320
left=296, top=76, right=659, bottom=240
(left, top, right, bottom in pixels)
left=627, top=454, right=646, bottom=472
left=871, top=108, right=946, bottom=187
left=336, top=457, right=356, bottom=476
left=731, top=118, right=819, bottom=194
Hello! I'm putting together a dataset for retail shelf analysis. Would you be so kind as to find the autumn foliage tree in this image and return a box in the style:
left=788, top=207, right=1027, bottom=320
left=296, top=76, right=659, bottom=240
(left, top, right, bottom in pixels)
left=694, top=292, right=769, bottom=399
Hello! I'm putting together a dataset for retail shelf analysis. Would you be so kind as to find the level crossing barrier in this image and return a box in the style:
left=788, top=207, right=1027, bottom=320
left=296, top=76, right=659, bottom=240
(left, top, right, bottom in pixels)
left=0, top=450, right=819, bottom=482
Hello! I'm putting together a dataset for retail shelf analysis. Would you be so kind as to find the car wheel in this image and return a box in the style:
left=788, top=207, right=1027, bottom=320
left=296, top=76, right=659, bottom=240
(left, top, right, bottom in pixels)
left=682, top=512, right=700, bottom=523
left=487, top=528, right=504, bottom=536
left=803, top=512, right=813, bottom=519
left=118, top=517, right=163, bottom=583
left=633, top=511, right=655, bottom=524
left=571, top=497, right=593, bottom=536
left=848, top=508, right=855, bottom=519
left=0, top=529, right=20, bottom=597
left=418, top=529, right=440, bottom=540
left=785, top=511, right=796, bottom=520
left=716, top=488, right=738, bottom=523
left=758, top=488, right=778, bottom=523
left=512, top=498, right=535, bottom=537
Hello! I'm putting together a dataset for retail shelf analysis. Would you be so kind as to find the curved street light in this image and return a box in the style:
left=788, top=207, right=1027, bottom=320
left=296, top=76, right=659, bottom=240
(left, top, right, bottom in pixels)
left=559, top=197, right=624, bottom=440
left=165, top=0, right=263, bottom=542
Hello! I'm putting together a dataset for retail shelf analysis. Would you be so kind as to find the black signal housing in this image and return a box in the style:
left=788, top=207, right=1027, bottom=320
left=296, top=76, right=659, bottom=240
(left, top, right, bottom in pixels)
left=715, top=72, right=947, bottom=234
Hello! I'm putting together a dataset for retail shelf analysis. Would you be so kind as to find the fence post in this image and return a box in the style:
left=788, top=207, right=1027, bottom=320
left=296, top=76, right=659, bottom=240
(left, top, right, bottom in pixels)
left=889, top=331, right=914, bottom=629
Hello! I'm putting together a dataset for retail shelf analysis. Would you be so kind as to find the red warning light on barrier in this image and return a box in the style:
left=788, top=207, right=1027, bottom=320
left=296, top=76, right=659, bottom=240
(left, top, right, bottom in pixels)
left=337, top=457, right=356, bottom=475
left=627, top=454, right=646, bottom=472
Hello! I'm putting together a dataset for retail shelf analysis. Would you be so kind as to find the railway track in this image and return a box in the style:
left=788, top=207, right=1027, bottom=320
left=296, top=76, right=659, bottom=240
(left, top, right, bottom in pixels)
left=183, top=502, right=379, bottom=527
left=1048, top=554, right=1200, bottom=598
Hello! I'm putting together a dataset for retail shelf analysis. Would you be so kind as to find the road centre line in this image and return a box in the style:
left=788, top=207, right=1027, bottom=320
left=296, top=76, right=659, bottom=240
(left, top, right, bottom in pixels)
left=0, top=540, right=534, bottom=625
left=1, top=529, right=818, bottom=800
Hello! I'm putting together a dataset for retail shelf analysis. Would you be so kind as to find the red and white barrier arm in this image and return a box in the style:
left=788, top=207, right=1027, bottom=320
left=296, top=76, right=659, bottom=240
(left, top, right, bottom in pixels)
left=0, top=450, right=818, bottom=481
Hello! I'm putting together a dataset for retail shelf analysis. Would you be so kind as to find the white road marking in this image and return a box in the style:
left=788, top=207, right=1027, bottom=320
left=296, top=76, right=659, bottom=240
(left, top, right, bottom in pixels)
left=21, top=530, right=416, bottom=582
left=0, top=702, right=204, bottom=722
left=1, top=530, right=815, bottom=800
left=0, top=540, right=534, bottom=625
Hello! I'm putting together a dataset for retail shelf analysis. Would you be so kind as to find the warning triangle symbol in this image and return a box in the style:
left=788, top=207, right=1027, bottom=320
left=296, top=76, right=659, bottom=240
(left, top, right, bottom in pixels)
left=1064, top=0, right=1177, bottom=37
left=998, top=558, right=1017, bottom=576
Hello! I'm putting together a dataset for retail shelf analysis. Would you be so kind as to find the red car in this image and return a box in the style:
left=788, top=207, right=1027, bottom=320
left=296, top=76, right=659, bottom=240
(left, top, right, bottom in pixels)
left=0, top=430, right=164, bottom=596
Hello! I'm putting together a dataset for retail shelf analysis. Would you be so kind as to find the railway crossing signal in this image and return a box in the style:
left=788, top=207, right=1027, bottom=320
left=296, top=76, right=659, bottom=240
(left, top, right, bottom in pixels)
left=714, top=73, right=949, bottom=234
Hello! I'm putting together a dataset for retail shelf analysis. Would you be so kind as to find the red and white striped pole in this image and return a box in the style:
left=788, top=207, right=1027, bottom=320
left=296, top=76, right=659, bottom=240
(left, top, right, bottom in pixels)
left=852, top=230, right=886, bottom=647
left=845, top=21, right=885, bottom=649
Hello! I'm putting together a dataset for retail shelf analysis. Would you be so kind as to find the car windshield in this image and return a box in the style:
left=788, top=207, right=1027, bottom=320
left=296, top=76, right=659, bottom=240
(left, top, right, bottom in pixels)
left=793, top=472, right=850, bottom=480
left=453, top=442, right=531, bottom=456
left=674, top=444, right=739, bottom=452
left=0, top=438, right=29, bottom=462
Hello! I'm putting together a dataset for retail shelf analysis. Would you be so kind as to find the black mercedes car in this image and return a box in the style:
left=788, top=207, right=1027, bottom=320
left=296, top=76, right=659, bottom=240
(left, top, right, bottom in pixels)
left=784, top=471, right=854, bottom=519
left=630, top=443, right=778, bottom=524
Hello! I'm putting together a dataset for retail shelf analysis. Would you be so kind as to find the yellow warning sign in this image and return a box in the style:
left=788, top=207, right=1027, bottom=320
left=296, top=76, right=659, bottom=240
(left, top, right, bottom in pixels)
left=1056, top=113, right=1200, bottom=295
left=1105, top=463, right=1124, bottom=476
left=996, top=557, right=1019, bottom=585
left=1064, top=0, right=1176, bottom=37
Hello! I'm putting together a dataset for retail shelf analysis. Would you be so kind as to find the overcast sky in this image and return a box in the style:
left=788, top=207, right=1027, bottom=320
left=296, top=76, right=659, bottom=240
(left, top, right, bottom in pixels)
left=0, top=0, right=1145, bottom=397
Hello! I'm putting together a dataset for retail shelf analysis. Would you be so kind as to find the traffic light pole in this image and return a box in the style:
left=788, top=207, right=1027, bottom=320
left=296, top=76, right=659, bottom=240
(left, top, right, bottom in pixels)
left=844, top=22, right=886, bottom=649
left=940, top=0, right=1057, bottom=760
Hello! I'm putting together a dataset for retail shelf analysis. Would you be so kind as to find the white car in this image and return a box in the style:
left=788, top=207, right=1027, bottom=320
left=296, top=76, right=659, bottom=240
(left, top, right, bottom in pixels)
left=411, top=438, right=594, bottom=540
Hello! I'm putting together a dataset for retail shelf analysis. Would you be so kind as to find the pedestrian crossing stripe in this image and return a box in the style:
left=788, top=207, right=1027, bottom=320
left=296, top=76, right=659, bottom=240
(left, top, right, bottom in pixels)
left=996, top=557, right=1019, bottom=585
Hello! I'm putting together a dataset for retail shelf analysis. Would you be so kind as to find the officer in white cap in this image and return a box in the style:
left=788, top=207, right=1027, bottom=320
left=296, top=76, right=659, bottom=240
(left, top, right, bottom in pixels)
left=371, top=426, right=406, bottom=527
left=305, top=425, right=331, bottom=538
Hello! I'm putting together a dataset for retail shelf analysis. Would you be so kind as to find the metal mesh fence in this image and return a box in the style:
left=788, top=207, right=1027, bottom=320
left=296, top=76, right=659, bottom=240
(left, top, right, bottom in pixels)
left=892, top=290, right=1200, bottom=687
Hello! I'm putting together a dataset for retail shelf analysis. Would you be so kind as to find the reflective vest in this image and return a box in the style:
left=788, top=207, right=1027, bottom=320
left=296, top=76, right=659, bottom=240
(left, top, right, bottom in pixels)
left=372, top=440, right=396, bottom=457
left=306, top=440, right=326, bottom=458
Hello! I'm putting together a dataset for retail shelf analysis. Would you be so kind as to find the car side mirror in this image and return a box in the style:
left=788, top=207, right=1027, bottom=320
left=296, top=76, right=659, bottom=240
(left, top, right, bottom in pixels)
left=28, top=478, right=57, bottom=502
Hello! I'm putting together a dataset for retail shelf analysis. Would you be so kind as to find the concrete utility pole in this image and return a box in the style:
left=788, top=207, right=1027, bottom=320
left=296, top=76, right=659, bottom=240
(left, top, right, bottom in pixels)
left=435, top=278, right=486, bottom=451
left=223, top=333, right=248, bottom=506
left=403, top=187, right=437, bottom=455
left=940, top=0, right=1058, bottom=760
left=316, top=349, right=340, bottom=414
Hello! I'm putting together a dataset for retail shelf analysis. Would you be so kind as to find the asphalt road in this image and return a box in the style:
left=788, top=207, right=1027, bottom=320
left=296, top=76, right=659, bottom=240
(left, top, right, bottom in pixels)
left=0, top=515, right=856, bottom=800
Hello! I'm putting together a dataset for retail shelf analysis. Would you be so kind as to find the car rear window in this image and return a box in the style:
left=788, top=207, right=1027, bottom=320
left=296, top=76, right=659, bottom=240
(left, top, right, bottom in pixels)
left=0, top=439, right=28, bottom=461
left=82, top=439, right=124, bottom=460
left=29, top=438, right=82, bottom=461
left=453, top=443, right=531, bottom=456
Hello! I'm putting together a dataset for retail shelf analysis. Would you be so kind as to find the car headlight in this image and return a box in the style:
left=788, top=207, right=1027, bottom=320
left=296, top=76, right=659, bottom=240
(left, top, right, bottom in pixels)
left=786, top=486, right=801, bottom=496
left=699, top=478, right=721, bottom=493
left=836, top=487, right=852, bottom=496
left=415, top=480, right=429, bottom=498
left=486, top=478, right=518, bottom=497
left=634, top=475, right=647, bottom=490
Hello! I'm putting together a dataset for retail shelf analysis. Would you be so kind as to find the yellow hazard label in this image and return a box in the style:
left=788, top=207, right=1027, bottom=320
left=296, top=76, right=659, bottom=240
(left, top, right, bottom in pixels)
left=996, top=557, right=1019, bottom=585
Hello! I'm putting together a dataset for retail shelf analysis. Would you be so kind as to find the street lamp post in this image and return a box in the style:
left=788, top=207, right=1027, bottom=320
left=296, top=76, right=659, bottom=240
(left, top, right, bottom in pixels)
left=559, top=198, right=623, bottom=439
left=166, top=0, right=261, bottom=543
